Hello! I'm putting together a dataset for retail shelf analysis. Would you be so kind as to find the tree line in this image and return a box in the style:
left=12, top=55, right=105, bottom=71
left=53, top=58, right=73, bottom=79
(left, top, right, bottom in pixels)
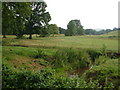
left=2, top=2, right=119, bottom=39
left=84, top=28, right=119, bottom=35
left=2, top=2, right=86, bottom=39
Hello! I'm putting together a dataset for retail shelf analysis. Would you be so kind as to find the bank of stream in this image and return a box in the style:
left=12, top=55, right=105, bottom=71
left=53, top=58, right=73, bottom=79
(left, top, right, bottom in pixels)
left=67, top=65, right=94, bottom=78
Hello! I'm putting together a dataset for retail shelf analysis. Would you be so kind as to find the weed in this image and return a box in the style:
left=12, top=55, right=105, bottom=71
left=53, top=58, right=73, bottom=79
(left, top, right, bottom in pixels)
left=53, top=48, right=91, bottom=69
left=30, top=48, right=45, bottom=59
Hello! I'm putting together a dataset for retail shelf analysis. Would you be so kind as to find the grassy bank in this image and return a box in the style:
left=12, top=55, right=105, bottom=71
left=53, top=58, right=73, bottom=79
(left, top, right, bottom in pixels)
left=2, top=46, right=119, bottom=88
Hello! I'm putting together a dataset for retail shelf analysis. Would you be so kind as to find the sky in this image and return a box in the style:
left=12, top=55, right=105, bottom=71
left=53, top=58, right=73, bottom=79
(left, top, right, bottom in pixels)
left=45, top=0, right=119, bottom=30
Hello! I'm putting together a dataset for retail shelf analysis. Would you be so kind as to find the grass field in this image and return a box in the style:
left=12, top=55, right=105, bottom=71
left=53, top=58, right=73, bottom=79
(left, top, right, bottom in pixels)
left=2, top=33, right=118, bottom=51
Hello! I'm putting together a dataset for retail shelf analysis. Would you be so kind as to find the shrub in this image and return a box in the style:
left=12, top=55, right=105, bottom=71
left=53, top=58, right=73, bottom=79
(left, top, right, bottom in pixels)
left=87, top=49, right=102, bottom=62
left=83, top=59, right=119, bottom=88
left=95, top=56, right=108, bottom=65
left=77, top=50, right=90, bottom=68
left=31, top=48, right=45, bottom=58
left=3, top=63, right=118, bottom=88
left=53, top=49, right=68, bottom=67
left=53, top=48, right=91, bottom=69
left=100, top=44, right=107, bottom=56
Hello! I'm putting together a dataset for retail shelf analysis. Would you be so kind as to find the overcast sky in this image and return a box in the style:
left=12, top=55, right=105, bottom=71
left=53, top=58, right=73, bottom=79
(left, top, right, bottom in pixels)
left=45, top=0, right=119, bottom=30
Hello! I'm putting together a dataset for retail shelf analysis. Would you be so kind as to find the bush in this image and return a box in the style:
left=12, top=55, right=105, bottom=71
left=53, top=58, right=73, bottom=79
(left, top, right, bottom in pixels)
left=87, top=49, right=102, bottom=62
left=31, top=48, right=45, bottom=58
left=108, top=36, right=117, bottom=39
left=95, top=56, right=108, bottom=65
left=100, top=44, right=107, bottom=56
left=53, top=49, right=68, bottom=67
left=3, top=63, right=118, bottom=88
left=77, top=50, right=90, bottom=68
left=83, top=59, right=119, bottom=88
left=53, top=48, right=91, bottom=69
left=2, top=64, right=101, bottom=88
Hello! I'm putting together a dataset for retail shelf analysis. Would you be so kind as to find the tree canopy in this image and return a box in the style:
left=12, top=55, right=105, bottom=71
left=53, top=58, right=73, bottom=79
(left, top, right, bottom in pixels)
left=48, top=24, right=59, bottom=36
left=65, top=19, right=84, bottom=36
left=2, top=2, right=51, bottom=39
left=25, top=2, right=51, bottom=39
left=2, top=2, right=31, bottom=38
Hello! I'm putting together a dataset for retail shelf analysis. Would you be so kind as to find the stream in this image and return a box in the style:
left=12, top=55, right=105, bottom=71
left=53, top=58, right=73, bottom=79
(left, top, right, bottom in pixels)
left=68, top=65, right=93, bottom=78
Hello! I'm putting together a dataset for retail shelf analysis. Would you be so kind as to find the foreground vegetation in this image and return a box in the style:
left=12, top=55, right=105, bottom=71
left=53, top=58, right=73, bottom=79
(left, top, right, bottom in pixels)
left=2, top=46, right=119, bottom=88
left=2, top=33, right=119, bottom=89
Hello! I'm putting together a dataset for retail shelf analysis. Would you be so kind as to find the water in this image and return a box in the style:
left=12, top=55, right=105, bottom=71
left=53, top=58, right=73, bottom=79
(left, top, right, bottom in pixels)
left=68, top=65, right=94, bottom=77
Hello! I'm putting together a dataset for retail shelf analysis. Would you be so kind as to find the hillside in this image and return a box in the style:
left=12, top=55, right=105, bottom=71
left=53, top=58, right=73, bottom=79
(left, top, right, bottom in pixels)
left=102, top=30, right=119, bottom=36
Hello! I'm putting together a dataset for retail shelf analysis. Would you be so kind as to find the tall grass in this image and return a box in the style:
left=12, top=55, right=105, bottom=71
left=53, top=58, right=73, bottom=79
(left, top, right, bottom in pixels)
left=83, top=59, right=119, bottom=88
left=31, top=48, right=45, bottom=58
left=53, top=48, right=91, bottom=69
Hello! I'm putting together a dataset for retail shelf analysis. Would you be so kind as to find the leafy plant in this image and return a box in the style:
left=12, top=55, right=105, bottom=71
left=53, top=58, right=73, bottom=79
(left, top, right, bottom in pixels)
left=101, top=44, right=107, bottom=56
left=87, top=49, right=102, bottom=62
left=31, top=48, right=45, bottom=58
left=53, top=48, right=91, bottom=69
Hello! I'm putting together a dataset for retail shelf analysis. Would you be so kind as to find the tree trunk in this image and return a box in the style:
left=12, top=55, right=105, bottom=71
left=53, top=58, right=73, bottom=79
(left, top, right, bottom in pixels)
left=3, top=34, right=6, bottom=38
left=29, top=34, right=32, bottom=39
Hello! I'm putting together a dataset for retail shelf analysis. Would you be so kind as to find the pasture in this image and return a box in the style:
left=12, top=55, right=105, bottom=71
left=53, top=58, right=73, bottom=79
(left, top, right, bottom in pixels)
left=2, top=33, right=118, bottom=51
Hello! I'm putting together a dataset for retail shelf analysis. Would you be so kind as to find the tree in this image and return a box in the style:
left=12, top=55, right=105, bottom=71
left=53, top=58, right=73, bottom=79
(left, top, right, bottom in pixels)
left=26, top=2, right=51, bottom=39
left=2, top=2, right=14, bottom=38
left=65, top=19, right=84, bottom=36
left=85, top=29, right=96, bottom=35
left=65, top=20, right=77, bottom=36
left=59, top=27, right=66, bottom=34
left=74, top=20, right=84, bottom=35
left=2, top=2, right=31, bottom=38
left=48, top=24, right=59, bottom=36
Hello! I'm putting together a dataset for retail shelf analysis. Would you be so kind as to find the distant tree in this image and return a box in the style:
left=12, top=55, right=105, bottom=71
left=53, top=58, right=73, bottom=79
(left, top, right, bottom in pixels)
left=106, top=29, right=112, bottom=34
left=74, top=20, right=84, bottom=35
left=48, top=24, right=59, bottom=36
left=85, top=29, right=96, bottom=35
left=113, top=27, right=118, bottom=31
left=65, top=20, right=77, bottom=36
left=65, top=19, right=84, bottom=36
left=59, top=27, right=66, bottom=34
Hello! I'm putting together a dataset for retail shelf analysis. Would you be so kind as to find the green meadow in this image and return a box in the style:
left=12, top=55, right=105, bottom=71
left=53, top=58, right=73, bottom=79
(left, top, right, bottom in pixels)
left=2, top=32, right=118, bottom=51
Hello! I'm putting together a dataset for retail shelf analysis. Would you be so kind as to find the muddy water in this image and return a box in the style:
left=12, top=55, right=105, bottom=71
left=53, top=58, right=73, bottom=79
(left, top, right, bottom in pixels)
left=68, top=65, right=94, bottom=77
left=68, top=67, right=89, bottom=76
